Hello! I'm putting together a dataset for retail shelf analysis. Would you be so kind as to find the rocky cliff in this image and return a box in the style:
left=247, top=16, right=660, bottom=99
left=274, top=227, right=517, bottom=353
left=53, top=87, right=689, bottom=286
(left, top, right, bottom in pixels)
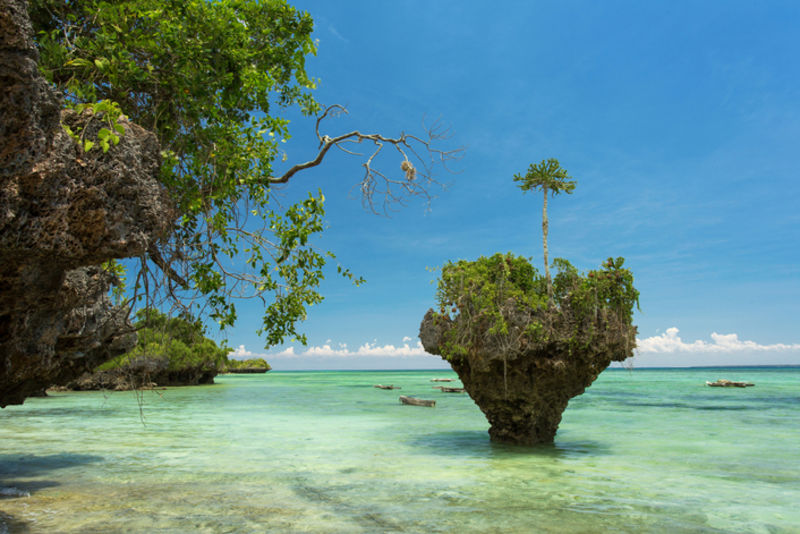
left=0, top=0, right=173, bottom=406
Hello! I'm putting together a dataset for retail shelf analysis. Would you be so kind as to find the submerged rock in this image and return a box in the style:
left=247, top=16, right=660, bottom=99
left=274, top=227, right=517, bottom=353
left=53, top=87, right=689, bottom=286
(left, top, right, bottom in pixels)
left=0, top=0, right=172, bottom=406
left=420, top=254, right=638, bottom=445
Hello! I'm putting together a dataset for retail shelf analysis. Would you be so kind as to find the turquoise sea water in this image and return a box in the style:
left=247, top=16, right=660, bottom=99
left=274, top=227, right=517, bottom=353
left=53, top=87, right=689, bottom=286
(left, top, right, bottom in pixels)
left=1, top=367, right=798, bottom=533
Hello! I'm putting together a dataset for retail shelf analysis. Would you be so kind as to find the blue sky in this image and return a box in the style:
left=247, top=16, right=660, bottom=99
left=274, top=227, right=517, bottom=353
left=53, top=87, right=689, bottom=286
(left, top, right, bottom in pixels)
left=225, top=0, right=800, bottom=369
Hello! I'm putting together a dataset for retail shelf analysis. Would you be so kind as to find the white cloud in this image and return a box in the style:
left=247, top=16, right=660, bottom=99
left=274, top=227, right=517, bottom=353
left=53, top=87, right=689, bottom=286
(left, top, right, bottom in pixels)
left=229, top=344, right=267, bottom=360
left=402, top=336, right=412, bottom=343
left=270, top=346, right=296, bottom=358
left=265, top=339, right=430, bottom=360
left=636, top=327, right=800, bottom=354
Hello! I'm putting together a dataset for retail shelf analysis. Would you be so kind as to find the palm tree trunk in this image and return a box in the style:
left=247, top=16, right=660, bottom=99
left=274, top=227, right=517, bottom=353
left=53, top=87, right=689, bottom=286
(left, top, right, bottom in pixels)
left=542, top=187, right=551, bottom=300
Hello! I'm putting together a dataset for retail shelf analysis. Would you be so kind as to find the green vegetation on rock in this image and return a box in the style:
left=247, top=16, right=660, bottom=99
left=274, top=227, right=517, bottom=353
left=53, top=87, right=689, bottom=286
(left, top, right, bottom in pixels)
left=81, top=309, right=231, bottom=389
left=100, top=310, right=229, bottom=371
left=420, top=160, right=639, bottom=444
left=433, top=253, right=639, bottom=362
left=224, top=358, right=272, bottom=372
left=422, top=253, right=639, bottom=444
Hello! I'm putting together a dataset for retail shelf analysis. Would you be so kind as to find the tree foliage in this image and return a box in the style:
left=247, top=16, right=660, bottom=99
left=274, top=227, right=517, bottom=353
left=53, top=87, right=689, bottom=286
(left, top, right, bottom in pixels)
left=513, top=158, right=576, bottom=298
left=433, top=253, right=639, bottom=361
left=224, top=358, right=271, bottom=371
left=98, top=309, right=230, bottom=373
left=29, top=0, right=459, bottom=347
left=513, top=158, right=576, bottom=197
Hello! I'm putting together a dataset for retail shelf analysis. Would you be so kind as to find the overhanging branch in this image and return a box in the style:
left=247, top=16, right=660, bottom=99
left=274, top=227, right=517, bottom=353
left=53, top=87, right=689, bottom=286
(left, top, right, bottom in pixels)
left=266, top=105, right=463, bottom=213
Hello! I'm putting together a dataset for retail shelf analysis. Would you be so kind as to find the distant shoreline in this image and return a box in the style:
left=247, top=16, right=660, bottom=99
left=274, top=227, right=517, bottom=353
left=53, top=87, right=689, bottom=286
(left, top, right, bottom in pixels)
left=243, top=365, right=800, bottom=373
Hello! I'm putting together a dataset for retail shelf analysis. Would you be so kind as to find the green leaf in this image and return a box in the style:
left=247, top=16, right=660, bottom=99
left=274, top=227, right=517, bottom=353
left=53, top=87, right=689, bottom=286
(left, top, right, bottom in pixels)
left=65, top=58, right=92, bottom=68
left=94, top=57, right=110, bottom=71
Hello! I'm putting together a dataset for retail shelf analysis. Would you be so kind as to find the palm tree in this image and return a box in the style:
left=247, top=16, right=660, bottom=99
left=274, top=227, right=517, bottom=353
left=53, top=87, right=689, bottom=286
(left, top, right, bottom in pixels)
left=513, top=158, right=576, bottom=300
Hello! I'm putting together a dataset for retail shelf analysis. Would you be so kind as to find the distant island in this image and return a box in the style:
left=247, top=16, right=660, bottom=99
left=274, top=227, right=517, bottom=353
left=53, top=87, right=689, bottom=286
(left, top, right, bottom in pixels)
left=65, top=310, right=268, bottom=391
left=222, top=358, right=271, bottom=374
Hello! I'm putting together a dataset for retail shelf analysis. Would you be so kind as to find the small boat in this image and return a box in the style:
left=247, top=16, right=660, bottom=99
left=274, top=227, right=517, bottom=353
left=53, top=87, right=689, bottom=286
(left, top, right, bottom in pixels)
left=374, top=384, right=401, bottom=390
left=436, top=386, right=465, bottom=393
left=430, top=378, right=454, bottom=382
left=399, top=395, right=436, bottom=407
left=706, top=379, right=754, bottom=388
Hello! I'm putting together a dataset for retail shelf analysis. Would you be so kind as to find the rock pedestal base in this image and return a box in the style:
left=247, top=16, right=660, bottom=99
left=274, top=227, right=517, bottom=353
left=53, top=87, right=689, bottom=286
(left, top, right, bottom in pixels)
left=420, top=308, right=632, bottom=445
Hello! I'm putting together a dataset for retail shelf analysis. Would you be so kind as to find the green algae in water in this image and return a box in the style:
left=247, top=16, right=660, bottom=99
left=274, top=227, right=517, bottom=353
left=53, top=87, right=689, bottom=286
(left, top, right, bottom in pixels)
left=1, top=368, right=799, bottom=533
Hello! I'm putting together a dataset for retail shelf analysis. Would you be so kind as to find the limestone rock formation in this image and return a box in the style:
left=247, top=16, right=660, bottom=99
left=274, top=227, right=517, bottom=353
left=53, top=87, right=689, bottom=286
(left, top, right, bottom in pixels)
left=420, top=307, right=635, bottom=444
left=420, top=254, right=638, bottom=445
left=0, top=0, right=173, bottom=406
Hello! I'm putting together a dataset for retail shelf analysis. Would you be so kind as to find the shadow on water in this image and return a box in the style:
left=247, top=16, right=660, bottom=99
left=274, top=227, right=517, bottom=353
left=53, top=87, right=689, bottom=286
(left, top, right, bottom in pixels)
left=0, top=405, right=120, bottom=419
left=0, top=511, right=30, bottom=533
left=0, top=453, right=104, bottom=495
left=0, top=453, right=102, bottom=534
left=406, top=430, right=611, bottom=459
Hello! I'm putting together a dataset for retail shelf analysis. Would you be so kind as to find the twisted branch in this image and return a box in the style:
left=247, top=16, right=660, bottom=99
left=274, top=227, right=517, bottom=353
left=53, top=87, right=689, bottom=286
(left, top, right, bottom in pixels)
left=268, top=104, right=463, bottom=213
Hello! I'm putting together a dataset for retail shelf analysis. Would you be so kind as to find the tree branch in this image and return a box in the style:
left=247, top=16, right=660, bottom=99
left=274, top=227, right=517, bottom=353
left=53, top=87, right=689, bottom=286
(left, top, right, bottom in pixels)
left=266, top=105, right=463, bottom=213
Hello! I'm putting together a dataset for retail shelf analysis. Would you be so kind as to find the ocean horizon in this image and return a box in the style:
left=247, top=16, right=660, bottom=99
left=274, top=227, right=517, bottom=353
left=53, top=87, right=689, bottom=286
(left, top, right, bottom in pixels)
left=262, top=364, right=800, bottom=371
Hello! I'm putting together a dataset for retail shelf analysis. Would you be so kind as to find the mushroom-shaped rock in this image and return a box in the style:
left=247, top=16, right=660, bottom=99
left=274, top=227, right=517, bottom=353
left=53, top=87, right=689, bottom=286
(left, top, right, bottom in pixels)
left=419, top=253, right=638, bottom=445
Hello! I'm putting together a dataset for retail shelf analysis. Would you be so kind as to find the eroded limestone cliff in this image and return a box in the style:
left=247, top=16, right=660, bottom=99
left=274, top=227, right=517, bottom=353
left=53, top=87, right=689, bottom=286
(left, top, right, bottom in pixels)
left=0, top=0, right=173, bottom=406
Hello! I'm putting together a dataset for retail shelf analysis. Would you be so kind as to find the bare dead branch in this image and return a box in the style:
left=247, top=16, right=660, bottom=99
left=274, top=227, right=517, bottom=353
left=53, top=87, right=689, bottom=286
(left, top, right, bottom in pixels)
left=266, top=104, right=463, bottom=213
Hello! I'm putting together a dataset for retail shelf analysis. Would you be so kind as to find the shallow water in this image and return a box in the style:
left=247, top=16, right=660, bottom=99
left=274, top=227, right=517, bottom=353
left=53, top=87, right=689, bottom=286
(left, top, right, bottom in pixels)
left=1, top=368, right=798, bottom=533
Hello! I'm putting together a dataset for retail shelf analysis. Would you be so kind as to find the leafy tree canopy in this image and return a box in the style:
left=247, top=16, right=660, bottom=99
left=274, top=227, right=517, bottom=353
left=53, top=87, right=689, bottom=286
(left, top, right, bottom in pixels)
left=98, top=309, right=230, bottom=373
left=513, top=158, right=576, bottom=197
left=29, top=0, right=377, bottom=346
left=512, top=158, right=576, bottom=298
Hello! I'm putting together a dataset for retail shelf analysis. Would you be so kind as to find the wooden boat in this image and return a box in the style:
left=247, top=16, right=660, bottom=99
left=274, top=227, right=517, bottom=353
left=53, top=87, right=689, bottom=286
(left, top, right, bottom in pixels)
left=430, top=378, right=454, bottom=382
left=706, top=379, right=754, bottom=388
left=374, top=384, right=401, bottom=390
left=399, top=395, right=436, bottom=407
left=433, top=386, right=466, bottom=393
